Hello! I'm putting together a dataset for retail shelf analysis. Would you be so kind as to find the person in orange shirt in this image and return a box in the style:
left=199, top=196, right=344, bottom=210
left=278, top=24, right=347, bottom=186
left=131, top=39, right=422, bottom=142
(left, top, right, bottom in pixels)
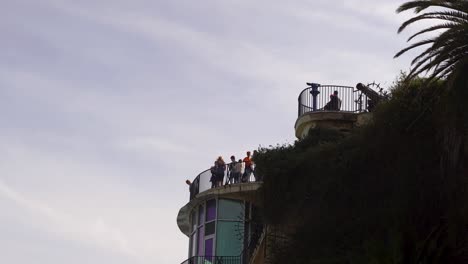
left=242, top=151, right=253, bottom=182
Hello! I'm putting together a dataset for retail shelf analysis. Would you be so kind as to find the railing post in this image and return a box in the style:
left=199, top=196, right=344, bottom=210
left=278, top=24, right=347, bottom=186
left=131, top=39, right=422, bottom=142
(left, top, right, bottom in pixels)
left=309, top=83, right=321, bottom=111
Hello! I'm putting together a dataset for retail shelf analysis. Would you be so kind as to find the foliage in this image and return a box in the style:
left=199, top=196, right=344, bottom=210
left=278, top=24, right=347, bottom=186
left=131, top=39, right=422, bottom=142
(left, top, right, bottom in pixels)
left=254, top=77, right=468, bottom=264
left=394, top=0, right=468, bottom=82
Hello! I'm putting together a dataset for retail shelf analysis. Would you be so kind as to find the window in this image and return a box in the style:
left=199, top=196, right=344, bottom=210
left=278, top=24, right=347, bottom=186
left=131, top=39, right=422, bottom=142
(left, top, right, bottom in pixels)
left=188, top=198, right=249, bottom=259
left=216, top=221, right=244, bottom=256
left=205, top=221, right=215, bottom=236
left=206, top=199, right=216, bottom=221
left=205, top=238, right=214, bottom=260
left=218, top=199, right=243, bottom=220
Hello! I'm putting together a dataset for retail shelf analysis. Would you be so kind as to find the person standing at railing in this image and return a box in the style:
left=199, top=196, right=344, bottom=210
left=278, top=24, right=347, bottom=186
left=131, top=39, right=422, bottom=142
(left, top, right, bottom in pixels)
left=234, top=159, right=243, bottom=183
left=215, top=156, right=226, bottom=187
left=226, top=156, right=236, bottom=185
left=242, top=151, right=253, bottom=182
left=209, top=161, right=217, bottom=188
left=185, top=179, right=194, bottom=198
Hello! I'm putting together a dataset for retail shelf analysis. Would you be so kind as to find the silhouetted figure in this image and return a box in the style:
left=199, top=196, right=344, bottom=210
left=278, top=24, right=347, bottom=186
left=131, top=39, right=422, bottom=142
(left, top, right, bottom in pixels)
left=234, top=159, right=242, bottom=183
left=226, top=156, right=237, bottom=185
left=242, top=151, right=253, bottom=182
left=215, top=156, right=226, bottom=187
left=323, top=91, right=341, bottom=111
left=210, top=161, right=217, bottom=188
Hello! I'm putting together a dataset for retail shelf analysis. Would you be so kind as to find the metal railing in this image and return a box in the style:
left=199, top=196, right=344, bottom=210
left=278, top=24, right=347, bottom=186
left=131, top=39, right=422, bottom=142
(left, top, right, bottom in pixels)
left=189, top=163, right=259, bottom=201
left=298, top=83, right=369, bottom=117
left=180, top=256, right=242, bottom=264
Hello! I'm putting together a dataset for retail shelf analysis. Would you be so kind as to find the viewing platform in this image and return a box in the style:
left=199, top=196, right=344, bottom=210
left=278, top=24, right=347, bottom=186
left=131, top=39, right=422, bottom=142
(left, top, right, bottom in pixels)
left=177, top=163, right=263, bottom=264
left=178, top=165, right=262, bottom=236
left=295, top=83, right=373, bottom=138
left=187, top=167, right=260, bottom=201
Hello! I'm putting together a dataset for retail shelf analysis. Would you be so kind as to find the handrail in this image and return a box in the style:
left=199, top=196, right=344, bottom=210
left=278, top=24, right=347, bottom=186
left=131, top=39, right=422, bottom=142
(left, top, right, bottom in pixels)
left=298, top=84, right=369, bottom=117
left=189, top=162, right=259, bottom=201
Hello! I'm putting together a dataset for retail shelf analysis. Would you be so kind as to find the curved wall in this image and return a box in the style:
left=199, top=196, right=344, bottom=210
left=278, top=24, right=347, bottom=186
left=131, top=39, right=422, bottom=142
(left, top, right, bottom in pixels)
left=187, top=198, right=249, bottom=259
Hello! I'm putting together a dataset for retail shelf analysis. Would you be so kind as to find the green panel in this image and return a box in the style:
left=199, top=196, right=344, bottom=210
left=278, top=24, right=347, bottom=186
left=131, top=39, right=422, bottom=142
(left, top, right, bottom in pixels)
left=216, top=221, right=244, bottom=256
left=218, top=199, right=243, bottom=220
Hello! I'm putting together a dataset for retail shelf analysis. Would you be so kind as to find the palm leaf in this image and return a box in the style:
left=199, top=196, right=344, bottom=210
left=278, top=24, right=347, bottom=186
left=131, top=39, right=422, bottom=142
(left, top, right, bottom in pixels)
left=395, top=0, right=468, bottom=81
left=397, top=0, right=468, bottom=14
left=407, top=22, right=460, bottom=41
left=398, top=11, right=468, bottom=33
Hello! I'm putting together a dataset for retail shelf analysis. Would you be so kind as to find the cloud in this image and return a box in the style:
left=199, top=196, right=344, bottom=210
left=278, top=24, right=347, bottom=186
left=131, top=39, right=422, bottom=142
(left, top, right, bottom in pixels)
left=118, top=136, right=192, bottom=154
left=0, top=1, right=437, bottom=263
left=0, top=179, right=139, bottom=260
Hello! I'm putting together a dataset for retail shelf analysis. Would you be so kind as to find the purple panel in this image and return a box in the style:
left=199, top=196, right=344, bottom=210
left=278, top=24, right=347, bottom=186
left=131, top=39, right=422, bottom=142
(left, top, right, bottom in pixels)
left=206, top=199, right=216, bottom=221
left=197, top=226, right=204, bottom=256
left=198, top=206, right=204, bottom=226
left=205, top=238, right=214, bottom=259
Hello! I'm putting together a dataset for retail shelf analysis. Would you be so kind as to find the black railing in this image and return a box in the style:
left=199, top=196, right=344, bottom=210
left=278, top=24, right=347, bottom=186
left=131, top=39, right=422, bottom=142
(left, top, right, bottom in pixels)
left=298, top=84, right=369, bottom=117
left=189, top=163, right=259, bottom=201
left=180, top=256, right=242, bottom=264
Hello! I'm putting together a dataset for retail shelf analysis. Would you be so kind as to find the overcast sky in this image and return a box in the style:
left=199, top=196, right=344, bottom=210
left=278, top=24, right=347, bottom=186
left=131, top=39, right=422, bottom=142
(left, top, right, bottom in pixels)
left=0, top=1, right=426, bottom=263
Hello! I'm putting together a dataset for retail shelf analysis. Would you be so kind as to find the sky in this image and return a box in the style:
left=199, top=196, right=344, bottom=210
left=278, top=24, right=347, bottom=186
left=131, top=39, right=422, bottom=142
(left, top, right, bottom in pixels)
left=0, top=1, right=427, bottom=263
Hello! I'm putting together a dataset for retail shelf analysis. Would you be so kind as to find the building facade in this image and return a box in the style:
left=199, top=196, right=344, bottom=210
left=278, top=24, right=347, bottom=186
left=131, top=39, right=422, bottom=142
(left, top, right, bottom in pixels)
left=177, top=167, right=263, bottom=264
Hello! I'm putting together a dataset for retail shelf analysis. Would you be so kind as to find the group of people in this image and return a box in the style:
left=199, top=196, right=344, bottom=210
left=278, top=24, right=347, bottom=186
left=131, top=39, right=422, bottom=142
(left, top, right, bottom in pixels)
left=209, top=151, right=256, bottom=188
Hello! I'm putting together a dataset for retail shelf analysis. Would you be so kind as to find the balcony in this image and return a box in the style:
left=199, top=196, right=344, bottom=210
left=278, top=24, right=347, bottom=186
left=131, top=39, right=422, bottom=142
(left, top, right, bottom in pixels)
left=178, top=164, right=262, bottom=237
left=295, top=84, right=371, bottom=138
left=298, top=84, right=370, bottom=116
left=188, top=164, right=260, bottom=201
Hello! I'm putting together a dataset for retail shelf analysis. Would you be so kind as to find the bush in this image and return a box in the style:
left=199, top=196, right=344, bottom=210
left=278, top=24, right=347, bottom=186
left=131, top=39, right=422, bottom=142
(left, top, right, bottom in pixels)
left=255, top=78, right=468, bottom=263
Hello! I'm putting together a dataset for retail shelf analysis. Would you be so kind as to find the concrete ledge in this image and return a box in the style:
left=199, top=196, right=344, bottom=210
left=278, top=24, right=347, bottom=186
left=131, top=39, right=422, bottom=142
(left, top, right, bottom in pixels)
left=295, top=111, right=359, bottom=138
left=176, top=182, right=263, bottom=236
left=356, top=112, right=373, bottom=126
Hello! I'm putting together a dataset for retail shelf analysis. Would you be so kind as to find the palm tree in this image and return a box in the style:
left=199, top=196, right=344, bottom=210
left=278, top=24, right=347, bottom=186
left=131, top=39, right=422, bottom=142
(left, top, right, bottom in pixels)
left=394, top=0, right=468, bottom=82
left=395, top=2, right=468, bottom=264
left=395, top=0, right=468, bottom=175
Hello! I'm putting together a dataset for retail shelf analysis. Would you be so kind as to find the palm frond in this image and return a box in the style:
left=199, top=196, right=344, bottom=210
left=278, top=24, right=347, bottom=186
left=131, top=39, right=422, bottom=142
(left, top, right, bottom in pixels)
left=398, top=11, right=468, bottom=33
left=394, top=39, right=436, bottom=58
left=395, top=0, right=468, bottom=82
left=407, top=23, right=459, bottom=41
left=397, top=0, right=468, bottom=14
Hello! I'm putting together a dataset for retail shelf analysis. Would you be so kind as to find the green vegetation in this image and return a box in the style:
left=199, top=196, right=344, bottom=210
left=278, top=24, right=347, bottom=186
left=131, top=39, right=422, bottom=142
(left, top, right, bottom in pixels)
left=254, top=1, right=468, bottom=262
left=255, top=74, right=468, bottom=263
